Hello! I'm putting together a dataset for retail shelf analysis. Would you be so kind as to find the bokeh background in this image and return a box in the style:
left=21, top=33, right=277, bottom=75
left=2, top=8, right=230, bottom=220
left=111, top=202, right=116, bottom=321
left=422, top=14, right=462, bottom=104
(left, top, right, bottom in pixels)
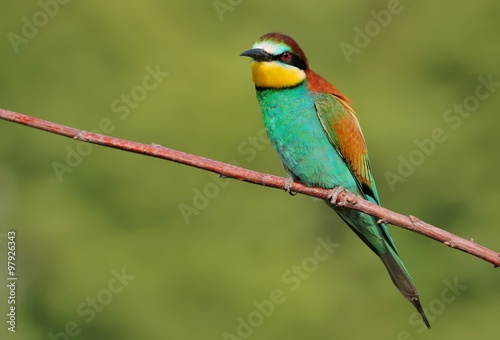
left=1, top=1, right=500, bottom=339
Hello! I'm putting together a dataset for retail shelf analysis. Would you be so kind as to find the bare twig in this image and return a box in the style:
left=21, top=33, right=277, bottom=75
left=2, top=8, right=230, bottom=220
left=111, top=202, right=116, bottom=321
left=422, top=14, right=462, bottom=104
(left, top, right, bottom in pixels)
left=1, top=108, right=499, bottom=267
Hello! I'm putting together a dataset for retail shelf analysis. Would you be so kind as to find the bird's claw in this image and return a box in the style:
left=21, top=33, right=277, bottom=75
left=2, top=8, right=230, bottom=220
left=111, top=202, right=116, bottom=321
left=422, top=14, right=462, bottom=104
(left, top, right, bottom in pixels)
left=284, top=177, right=297, bottom=196
left=328, top=186, right=345, bottom=205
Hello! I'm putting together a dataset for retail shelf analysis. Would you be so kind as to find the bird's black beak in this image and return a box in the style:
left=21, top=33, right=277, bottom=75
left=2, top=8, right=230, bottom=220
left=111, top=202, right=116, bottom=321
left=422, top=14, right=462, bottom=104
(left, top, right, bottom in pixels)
left=239, top=48, right=273, bottom=62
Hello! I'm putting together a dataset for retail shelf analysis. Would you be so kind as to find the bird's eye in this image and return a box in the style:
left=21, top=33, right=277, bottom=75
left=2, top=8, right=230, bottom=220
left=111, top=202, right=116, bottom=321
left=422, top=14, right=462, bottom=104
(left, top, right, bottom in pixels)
left=281, top=52, right=292, bottom=61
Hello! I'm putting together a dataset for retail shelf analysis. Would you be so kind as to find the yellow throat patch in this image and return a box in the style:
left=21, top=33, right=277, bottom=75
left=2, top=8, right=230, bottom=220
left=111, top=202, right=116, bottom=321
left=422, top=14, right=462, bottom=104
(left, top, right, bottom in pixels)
left=251, top=61, right=306, bottom=88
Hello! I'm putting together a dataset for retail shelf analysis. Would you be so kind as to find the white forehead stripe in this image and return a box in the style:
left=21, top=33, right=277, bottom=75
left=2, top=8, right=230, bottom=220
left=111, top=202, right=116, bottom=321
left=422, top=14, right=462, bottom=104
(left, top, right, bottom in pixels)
left=252, top=41, right=288, bottom=56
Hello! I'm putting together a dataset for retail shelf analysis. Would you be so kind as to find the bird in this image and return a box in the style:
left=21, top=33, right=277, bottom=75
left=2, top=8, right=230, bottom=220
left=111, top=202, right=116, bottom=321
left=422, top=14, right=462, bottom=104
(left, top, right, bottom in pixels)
left=240, top=32, right=430, bottom=328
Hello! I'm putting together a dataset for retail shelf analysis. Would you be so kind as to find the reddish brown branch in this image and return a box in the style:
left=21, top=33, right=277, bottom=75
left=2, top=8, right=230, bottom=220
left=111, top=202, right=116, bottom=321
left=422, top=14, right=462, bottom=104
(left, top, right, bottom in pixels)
left=334, top=191, right=500, bottom=266
left=1, top=108, right=499, bottom=267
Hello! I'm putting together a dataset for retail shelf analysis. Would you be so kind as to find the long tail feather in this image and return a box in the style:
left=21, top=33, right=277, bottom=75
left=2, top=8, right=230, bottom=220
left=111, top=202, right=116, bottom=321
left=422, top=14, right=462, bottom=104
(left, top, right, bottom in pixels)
left=379, top=240, right=431, bottom=328
left=331, top=204, right=431, bottom=328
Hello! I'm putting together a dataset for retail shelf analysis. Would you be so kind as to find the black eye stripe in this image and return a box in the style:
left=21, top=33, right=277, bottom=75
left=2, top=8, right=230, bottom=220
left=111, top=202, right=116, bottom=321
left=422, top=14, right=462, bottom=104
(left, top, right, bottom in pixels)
left=272, top=52, right=307, bottom=70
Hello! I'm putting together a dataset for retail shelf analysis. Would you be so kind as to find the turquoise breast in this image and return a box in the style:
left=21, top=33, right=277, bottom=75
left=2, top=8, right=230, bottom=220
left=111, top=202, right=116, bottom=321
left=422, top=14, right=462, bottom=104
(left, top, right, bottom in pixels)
left=256, top=82, right=359, bottom=192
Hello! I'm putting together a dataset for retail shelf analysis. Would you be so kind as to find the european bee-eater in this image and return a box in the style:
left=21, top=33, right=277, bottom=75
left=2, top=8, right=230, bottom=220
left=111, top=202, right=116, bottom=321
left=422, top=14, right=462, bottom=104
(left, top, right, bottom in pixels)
left=240, top=32, right=430, bottom=328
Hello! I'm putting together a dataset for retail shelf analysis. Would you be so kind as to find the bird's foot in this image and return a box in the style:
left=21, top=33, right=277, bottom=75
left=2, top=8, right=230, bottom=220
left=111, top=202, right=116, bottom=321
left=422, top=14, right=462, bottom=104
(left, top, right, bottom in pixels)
left=328, top=186, right=345, bottom=205
left=284, top=177, right=297, bottom=196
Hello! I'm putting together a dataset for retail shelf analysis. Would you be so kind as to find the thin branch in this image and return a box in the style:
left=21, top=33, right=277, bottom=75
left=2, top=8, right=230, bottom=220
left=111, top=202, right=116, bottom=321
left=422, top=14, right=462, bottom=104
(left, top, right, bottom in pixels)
left=1, top=108, right=499, bottom=267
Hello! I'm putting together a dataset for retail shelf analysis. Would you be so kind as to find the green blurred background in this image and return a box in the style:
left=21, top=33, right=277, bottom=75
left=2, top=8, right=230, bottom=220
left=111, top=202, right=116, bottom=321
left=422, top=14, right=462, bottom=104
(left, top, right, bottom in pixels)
left=1, top=1, right=499, bottom=339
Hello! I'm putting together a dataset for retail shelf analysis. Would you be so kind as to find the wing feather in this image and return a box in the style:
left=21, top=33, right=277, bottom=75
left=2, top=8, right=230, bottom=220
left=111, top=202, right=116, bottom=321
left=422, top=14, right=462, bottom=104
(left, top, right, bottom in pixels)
left=312, top=91, right=379, bottom=203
